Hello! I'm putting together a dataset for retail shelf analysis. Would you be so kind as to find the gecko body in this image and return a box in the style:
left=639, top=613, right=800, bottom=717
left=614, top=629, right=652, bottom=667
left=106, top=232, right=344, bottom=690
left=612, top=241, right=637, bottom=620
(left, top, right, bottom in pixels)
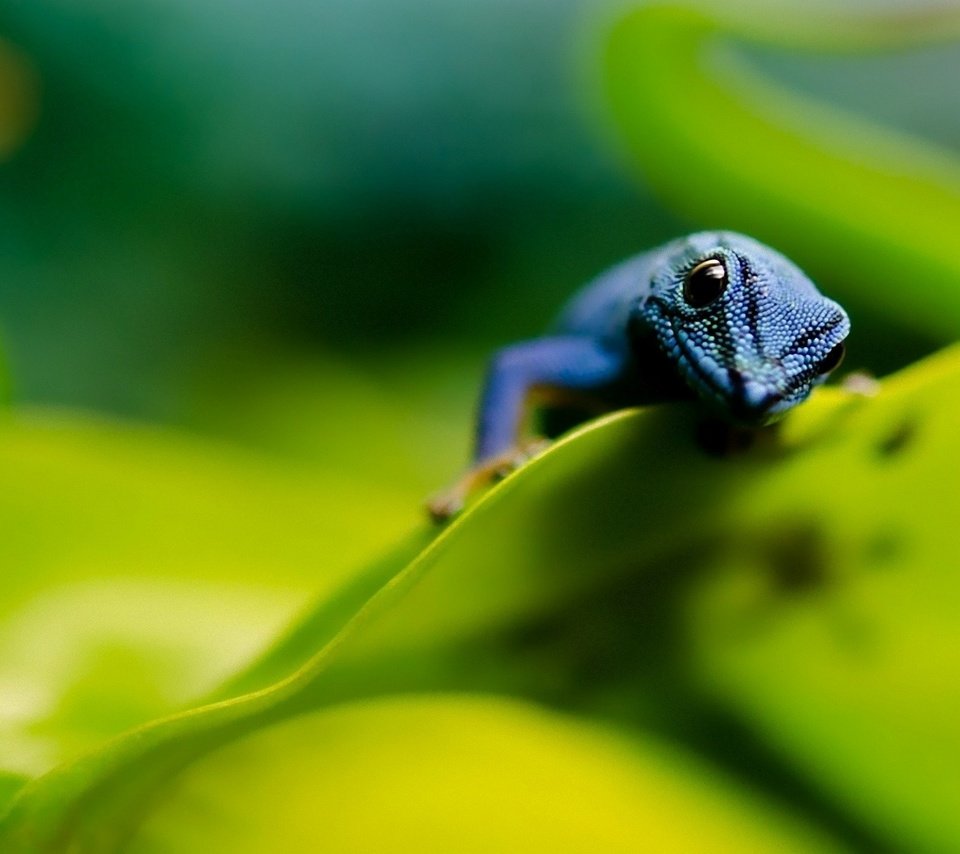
left=431, top=231, right=849, bottom=519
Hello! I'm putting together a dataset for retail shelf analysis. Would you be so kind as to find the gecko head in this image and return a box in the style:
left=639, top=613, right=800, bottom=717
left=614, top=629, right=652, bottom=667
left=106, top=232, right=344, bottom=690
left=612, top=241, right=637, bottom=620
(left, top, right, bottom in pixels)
left=638, top=232, right=850, bottom=425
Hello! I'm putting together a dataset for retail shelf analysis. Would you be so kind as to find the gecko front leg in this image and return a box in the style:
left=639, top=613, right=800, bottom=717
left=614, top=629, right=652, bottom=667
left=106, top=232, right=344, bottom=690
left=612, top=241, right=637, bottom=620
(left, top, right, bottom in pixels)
left=427, top=336, right=626, bottom=521
left=430, top=232, right=851, bottom=523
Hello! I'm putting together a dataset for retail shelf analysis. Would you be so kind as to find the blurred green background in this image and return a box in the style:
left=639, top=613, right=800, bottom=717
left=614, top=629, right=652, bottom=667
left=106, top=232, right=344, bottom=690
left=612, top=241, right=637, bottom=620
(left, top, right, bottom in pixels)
left=2, top=0, right=958, bottom=427
left=2, top=1, right=960, bottom=851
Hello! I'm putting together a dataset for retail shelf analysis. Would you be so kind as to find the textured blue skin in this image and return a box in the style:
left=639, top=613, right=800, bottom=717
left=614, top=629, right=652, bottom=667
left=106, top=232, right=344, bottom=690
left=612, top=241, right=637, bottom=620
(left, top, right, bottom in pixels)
left=474, top=231, right=850, bottom=462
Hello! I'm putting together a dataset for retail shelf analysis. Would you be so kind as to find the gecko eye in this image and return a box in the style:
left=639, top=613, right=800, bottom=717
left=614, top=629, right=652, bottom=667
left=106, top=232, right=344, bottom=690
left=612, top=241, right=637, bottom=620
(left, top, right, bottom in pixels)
left=816, top=342, right=846, bottom=375
left=683, top=259, right=728, bottom=308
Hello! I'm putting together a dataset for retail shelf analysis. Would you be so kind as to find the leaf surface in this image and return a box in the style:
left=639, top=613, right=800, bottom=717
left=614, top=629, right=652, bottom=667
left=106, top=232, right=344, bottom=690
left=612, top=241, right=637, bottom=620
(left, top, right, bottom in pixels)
left=3, top=347, right=960, bottom=850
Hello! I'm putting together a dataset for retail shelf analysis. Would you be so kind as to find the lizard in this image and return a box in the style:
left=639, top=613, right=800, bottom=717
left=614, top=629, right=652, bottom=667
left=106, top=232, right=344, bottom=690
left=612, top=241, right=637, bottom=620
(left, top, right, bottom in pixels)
left=428, top=231, right=849, bottom=521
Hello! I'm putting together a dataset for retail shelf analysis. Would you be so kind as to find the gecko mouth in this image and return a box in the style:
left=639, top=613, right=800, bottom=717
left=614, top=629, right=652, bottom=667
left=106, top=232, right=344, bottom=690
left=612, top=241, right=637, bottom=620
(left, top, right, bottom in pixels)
left=668, top=319, right=787, bottom=424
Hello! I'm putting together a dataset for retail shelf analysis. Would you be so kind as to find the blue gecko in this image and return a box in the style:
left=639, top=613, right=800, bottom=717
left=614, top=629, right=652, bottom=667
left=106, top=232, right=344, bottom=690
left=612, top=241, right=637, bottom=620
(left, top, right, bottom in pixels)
left=429, top=231, right=849, bottom=520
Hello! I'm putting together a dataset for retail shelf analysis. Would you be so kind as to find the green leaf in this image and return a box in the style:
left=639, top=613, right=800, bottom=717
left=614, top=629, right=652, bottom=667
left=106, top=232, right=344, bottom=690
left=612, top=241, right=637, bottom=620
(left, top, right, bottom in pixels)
left=129, top=695, right=838, bottom=854
left=602, top=4, right=960, bottom=337
left=0, top=408, right=420, bottom=777
left=0, top=774, right=27, bottom=815
left=684, top=350, right=960, bottom=850
left=4, top=345, right=960, bottom=851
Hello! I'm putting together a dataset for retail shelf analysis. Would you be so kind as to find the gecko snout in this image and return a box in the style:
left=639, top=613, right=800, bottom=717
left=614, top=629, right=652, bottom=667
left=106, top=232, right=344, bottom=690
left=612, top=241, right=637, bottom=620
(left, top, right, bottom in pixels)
left=726, top=369, right=785, bottom=423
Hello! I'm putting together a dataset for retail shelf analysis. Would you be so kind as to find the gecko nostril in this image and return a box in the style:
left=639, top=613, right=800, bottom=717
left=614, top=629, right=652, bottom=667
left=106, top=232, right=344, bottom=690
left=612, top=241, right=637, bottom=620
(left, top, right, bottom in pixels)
left=727, top=367, right=745, bottom=392
left=763, top=391, right=785, bottom=409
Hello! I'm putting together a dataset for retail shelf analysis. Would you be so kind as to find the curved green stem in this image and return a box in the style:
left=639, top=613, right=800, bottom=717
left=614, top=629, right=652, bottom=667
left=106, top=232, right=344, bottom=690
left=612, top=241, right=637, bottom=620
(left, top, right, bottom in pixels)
left=603, top=4, right=960, bottom=338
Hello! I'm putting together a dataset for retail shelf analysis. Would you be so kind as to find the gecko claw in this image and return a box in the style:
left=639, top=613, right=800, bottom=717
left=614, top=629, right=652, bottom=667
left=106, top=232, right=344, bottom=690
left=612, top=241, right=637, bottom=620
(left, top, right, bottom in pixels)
left=425, top=438, right=551, bottom=523
left=426, top=492, right=464, bottom=524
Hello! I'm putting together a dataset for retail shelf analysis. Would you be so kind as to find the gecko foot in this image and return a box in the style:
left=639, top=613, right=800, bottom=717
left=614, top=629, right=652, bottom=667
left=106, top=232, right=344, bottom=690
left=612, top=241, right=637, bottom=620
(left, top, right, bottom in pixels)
left=426, top=438, right=551, bottom=523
